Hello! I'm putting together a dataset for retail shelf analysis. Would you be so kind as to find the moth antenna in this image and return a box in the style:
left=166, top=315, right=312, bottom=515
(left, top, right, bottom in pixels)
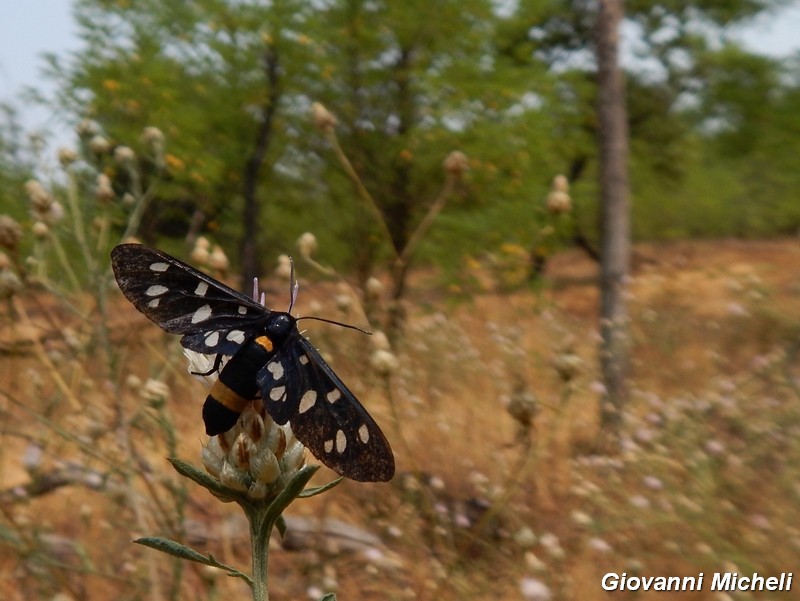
left=297, top=315, right=372, bottom=336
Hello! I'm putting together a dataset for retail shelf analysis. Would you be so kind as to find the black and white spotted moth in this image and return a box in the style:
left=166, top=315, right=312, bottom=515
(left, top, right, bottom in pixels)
left=111, top=243, right=394, bottom=482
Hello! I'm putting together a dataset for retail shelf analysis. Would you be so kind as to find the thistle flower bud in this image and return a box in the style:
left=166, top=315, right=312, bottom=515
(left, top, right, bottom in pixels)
left=552, top=351, right=582, bottom=382
left=95, top=173, right=115, bottom=203
left=552, top=174, right=569, bottom=193
left=140, top=379, right=170, bottom=406
left=114, top=145, right=136, bottom=166
left=76, top=119, right=101, bottom=138
left=275, top=254, right=292, bottom=279
left=0, top=268, right=22, bottom=300
left=25, top=179, right=54, bottom=214
left=0, top=215, right=23, bottom=251
left=57, top=147, right=78, bottom=167
left=141, top=126, right=165, bottom=148
left=546, top=174, right=571, bottom=214
left=208, top=245, right=230, bottom=272
left=190, top=243, right=210, bottom=265
left=365, top=277, right=384, bottom=301
left=201, top=403, right=306, bottom=501
left=546, top=190, right=571, bottom=215
left=296, top=232, right=318, bottom=259
left=311, top=102, right=337, bottom=132
left=32, top=221, right=49, bottom=238
left=88, top=135, right=111, bottom=155
left=370, top=349, right=399, bottom=376
left=443, top=150, right=469, bottom=177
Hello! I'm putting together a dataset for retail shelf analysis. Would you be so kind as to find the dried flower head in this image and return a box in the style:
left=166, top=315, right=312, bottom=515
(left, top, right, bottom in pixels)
left=443, top=150, right=469, bottom=177
left=275, top=254, right=292, bottom=280
left=208, top=245, right=230, bottom=272
left=546, top=174, right=571, bottom=214
left=32, top=221, right=49, bottom=239
left=57, top=147, right=78, bottom=167
left=365, top=277, right=384, bottom=301
left=88, top=135, right=111, bottom=155
left=0, top=268, right=23, bottom=300
left=76, top=119, right=101, bottom=138
left=95, top=173, right=116, bottom=203
left=311, top=102, right=337, bottom=132
left=0, top=215, right=23, bottom=251
left=370, top=349, right=399, bottom=376
left=546, top=190, right=571, bottom=215
left=296, top=232, right=318, bottom=259
left=552, top=174, right=569, bottom=193
left=141, top=126, right=165, bottom=148
left=114, top=145, right=136, bottom=166
left=25, top=179, right=54, bottom=214
left=140, top=378, right=170, bottom=406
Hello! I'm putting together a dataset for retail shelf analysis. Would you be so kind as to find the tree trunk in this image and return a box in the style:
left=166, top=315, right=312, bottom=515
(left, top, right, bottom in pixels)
left=595, top=0, right=631, bottom=429
left=241, top=45, right=280, bottom=291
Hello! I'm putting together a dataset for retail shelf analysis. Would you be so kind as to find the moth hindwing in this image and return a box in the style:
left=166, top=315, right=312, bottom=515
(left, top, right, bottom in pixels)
left=111, top=243, right=395, bottom=482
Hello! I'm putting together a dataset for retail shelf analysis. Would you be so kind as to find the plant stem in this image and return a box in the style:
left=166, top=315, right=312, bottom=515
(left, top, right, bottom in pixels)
left=248, top=508, right=273, bottom=601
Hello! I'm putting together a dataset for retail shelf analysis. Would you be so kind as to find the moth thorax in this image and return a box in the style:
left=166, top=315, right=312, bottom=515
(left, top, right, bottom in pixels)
left=265, top=313, right=295, bottom=343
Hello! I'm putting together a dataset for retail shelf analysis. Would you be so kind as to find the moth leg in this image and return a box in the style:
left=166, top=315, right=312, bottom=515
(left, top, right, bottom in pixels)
left=191, top=353, right=224, bottom=376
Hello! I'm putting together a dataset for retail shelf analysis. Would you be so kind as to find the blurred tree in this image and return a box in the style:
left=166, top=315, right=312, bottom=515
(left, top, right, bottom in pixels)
left=0, top=103, right=36, bottom=221
left=45, top=0, right=317, bottom=286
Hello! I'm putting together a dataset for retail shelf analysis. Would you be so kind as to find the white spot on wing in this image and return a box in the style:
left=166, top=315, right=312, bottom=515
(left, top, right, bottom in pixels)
left=326, top=389, right=341, bottom=403
left=298, top=390, right=317, bottom=413
left=336, top=430, right=347, bottom=454
left=267, top=361, right=284, bottom=380
left=299, top=354, right=309, bottom=365
left=145, top=285, right=168, bottom=296
left=147, top=298, right=160, bottom=308
left=149, top=262, right=169, bottom=272
left=194, top=281, right=209, bottom=296
left=269, top=386, right=286, bottom=401
left=324, top=439, right=334, bottom=453
left=191, top=304, right=212, bottom=323
left=358, top=424, right=370, bottom=444
left=205, top=331, right=220, bottom=347
left=226, top=330, right=245, bottom=344
left=238, top=305, right=248, bottom=315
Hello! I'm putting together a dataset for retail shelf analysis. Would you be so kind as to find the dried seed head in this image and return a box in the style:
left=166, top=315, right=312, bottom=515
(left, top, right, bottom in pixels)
left=275, top=254, right=292, bottom=279
left=296, top=232, right=318, bottom=259
left=76, top=119, right=101, bottom=138
left=88, top=135, right=111, bottom=155
left=95, top=174, right=116, bottom=203
left=25, top=179, right=54, bottom=213
left=443, top=150, right=469, bottom=177
left=208, top=245, right=230, bottom=272
left=365, top=277, right=384, bottom=300
left=546, top=174, right=571, bottom=214
left=311, top=102, right=337, bottom=132
left=0, top=215, right=23, bottom=251
left=57, top=147, right=78, bottom=167
left=552, top=174, right=569, bottom=193
left=114, top=145, right=136, bottom=166
left=370, top=349, right=399, bottom=376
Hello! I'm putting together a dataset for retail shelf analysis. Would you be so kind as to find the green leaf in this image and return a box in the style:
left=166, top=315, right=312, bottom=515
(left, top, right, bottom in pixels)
left=133, top=537, right=253, bottom=585
left=134, top=536, right=214, bottom=564
left=299, top=476, right=343, bottom=498
left=260, top=465, right=320, bottom=529
left=168, top=457, right=245, bottom=501
left=320, top=594, right=336, bottom=601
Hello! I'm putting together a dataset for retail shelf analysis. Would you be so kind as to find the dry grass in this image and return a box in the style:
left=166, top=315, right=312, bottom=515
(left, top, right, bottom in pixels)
left=1, top=239, right=799, bottom=601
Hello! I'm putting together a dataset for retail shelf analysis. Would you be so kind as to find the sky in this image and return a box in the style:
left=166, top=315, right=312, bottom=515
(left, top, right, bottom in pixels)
left=1, top=1, right=800, bottom=150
